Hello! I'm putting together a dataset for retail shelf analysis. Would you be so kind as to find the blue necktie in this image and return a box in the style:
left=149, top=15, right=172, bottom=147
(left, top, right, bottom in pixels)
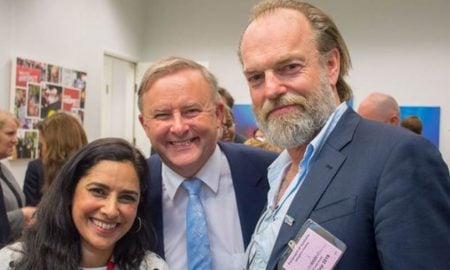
left=182, top=178, right=213, bottom=270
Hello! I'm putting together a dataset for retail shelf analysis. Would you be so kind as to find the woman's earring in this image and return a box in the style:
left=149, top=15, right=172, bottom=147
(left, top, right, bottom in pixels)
left=131, top=216, right=142, bottom=233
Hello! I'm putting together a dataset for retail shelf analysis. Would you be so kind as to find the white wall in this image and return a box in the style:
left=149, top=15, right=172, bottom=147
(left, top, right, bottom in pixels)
left=142, top=0, right=259, bottom=103
left=141, top=0, right=450, bottom=165
left=0, top=0, right=12, bottom=106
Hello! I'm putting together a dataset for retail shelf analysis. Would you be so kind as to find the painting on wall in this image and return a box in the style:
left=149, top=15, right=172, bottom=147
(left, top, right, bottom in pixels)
left=400, top=106, right=440, bottom=148
left=10, top=57, right=87, bottom=159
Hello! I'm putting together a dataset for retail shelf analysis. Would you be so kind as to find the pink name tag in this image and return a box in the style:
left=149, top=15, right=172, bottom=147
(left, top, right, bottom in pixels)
left=279, top=219, right=346, bottom=270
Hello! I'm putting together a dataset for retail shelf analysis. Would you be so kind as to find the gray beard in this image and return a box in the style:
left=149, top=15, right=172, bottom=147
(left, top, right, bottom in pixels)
left=254, top=74, right=337, bottom=149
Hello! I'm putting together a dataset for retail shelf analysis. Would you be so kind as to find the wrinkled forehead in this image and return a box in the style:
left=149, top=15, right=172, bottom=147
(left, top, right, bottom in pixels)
left=143, top=70, right=216, bottom=109
left=241, top=8, right=314, bottom=49
left=241, top=9, right=316, bottom=72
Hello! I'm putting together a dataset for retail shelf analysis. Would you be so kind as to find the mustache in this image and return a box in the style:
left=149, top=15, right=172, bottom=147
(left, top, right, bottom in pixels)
left=261, top=93, right=308, bottom=119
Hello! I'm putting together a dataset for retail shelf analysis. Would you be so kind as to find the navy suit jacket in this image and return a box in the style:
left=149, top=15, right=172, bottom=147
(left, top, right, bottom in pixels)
left=267, top=109, right=450, bottom=270
left=145, top=142, right=278, bottom=258
left=23, top=159, right=44, bottom=206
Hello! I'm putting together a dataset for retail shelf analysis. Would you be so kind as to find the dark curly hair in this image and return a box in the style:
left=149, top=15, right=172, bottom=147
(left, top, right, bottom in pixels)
left=14, top=138, right=155, bottom=270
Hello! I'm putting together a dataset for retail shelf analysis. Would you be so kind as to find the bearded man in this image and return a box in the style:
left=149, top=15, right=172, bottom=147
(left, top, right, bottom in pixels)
left=239, top=1, right=450, bottom=269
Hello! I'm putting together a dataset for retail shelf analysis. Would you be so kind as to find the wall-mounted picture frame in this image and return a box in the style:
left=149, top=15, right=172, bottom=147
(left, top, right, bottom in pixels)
left=10, top=57, right=87, bottom=159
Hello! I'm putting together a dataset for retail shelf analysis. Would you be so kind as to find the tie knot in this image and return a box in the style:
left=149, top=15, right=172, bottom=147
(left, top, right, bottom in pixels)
left=182, top=178, right=202, bottom=196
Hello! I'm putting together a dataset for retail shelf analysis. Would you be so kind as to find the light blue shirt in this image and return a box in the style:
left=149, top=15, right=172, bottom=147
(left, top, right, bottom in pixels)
left=245, top=103, right=348, bottom=270
left=162, top=145, right=245, bottom=270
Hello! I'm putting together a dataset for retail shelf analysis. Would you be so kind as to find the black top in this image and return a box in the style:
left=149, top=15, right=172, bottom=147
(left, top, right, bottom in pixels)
left=23, top=159, right=45, bottom=206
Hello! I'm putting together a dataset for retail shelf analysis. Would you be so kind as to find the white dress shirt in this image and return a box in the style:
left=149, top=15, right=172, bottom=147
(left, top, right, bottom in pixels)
left=162, top=145, right=245, bottom=270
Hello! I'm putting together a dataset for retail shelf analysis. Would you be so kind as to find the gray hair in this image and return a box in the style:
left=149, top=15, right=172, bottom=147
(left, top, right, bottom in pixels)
left=0, top=109, right=19, bottom=129
left=137, top=56, right=221, bottom=112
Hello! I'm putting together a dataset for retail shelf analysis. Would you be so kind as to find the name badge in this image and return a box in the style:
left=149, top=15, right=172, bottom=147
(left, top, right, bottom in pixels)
left=278, top=219, right=346, bottom=270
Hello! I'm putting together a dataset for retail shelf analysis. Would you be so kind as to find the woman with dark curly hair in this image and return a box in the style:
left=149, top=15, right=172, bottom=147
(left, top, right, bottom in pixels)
left=0, top=138, right=168, bottom=270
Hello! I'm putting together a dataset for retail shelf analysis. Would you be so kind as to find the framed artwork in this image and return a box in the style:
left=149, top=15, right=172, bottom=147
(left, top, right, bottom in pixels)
left=10, top=57, right=87, bottom=159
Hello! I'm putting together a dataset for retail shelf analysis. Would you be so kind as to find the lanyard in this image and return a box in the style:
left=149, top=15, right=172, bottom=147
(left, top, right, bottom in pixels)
left=272, top=146, right=313, bottom=218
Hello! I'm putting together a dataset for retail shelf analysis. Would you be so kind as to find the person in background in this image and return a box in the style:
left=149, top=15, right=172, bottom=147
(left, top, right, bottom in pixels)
left=244, top=128, right=282, bottom=153
left=238, top=0, right=450, bottom=269
left=23, top=112, right=88, bottom=206
left=137, top=56, right=277, bottom=270
left=0, top=109, right=37, bottom=243
left=221, top=106, right=246, bottom=143
left=401, top=115, right=423, bottom=135
left=0, top=138, right=168, bottom=270
left=218, top=86, right=235, bottom=109
left=357, top=92, right=400, bottom=125
left=218, top=87, right=247, bottom=143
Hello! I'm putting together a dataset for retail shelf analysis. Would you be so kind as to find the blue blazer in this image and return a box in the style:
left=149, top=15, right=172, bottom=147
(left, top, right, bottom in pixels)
left=266, top=109, right=450, bottom=270
left=145, top=142, right=278, bottom=258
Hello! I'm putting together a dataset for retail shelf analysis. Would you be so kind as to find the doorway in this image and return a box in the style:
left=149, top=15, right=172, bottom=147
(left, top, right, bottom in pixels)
left=102, top=55, right=151, bottom=156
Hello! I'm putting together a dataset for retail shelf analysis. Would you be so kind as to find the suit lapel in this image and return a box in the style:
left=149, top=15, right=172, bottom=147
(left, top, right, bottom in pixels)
left=267, top=147, right=346, bottom=268
left=150, top=143, right=271, bottom=256
left=147, top=156, right=165, bottom=257
left=267, top=109, right=360, bottom=269
left=219, top=142, right=269, bottom=247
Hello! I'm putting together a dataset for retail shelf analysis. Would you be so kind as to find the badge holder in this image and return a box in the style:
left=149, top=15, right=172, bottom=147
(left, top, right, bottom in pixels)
left=278, top=219, right=346, bottom=270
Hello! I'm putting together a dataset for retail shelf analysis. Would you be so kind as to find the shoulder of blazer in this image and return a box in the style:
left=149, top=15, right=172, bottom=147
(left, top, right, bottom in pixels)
left=218, top=141, right=278, bottom=166
left=26, top=159, right=44, bottom=177
left=148, top=154, right=162, bottom=176
left=29, top=159, right=43, bottom=169
left=146, top=155, right=163, bottom=203
left=335, top=108, right=427, bottom=152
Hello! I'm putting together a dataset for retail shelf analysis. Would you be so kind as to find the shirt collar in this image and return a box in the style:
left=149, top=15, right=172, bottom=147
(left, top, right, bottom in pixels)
left=308, top=102, right=348, bottom=160
left=162, top=144, right=221, bottom=200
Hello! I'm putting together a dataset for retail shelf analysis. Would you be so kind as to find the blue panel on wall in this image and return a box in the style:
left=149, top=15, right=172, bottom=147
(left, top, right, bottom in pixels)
left=233, top=104, right=257, bottom=139
left=400, top=106, right=440, bottom=148
left=233, top=104, right=441, bottom=149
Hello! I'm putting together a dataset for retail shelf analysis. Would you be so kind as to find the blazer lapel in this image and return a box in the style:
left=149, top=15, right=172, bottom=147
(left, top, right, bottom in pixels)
left=219, top=142, right=269, bottom=247
left=267, top=147, right=346, bottom=268
left=147, top=156, right=165, bottom=257
left=267, top=109, right=360, bottom=270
